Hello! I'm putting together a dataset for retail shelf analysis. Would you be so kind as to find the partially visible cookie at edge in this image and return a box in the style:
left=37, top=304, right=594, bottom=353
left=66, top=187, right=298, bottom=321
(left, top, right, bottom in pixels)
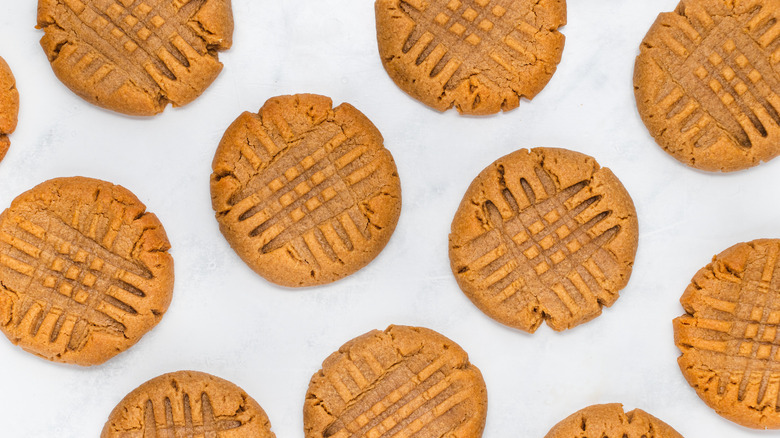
left=211, top=93, right=402, bottom=287
left=375, top=0, right=566, bottom=115
left=304, top=325, right=487, bottom=438
left=674, top=239, right=780, bottom=429
left=101, top=370, right=276, bottom=438
left=0, top=177, right=174, bottom=366
left=37, top=0, right=234, bottom=116
left=544, top=403, right=683, bottom=438
left=634, top=0, right=780, bottom=172
left=0, top=55, right=19, bottom=162
left=449, top=147, right=638, bottom=333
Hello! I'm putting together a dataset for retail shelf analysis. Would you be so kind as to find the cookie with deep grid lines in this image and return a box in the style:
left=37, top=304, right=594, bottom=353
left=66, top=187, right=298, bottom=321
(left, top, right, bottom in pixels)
left=544, top=404, right=683, bottom=438
left=449, top=148, right=638, bottom=333
left=375, top=0, right=566, bottom=115
left=635, top=0, right=780, bottom=172
left=674, top=239, right=780, bottom=429
left=211, top=94, right=402, bottom=287
left=0, top=56, right=19, bottom=162
left=37, top=0, right=233, bottom=116
left=102, top=370, right=276, bottom=438
left=0, top=177, right=173, bottom=366
left=304, top=325, right=487, bottom=438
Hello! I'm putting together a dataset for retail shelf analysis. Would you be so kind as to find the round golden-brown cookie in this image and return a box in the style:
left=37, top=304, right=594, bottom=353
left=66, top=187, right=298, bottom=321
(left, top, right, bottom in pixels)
left=37, top=0, right=233, bottom=116
left=544, top=403, right=683, bottom=438
left=0, top=177, right=173, bottom=366
left=211, top=94, right=402, bottom=287
left=449, top=148, right=638, bottom=333
left=304, top=325, right=487, bottom=438
left=375, top=0, right=566, bottom=115
left=0, top=55, right=19, bottom=162
left=101, top=370, right=276, bottom=438
left=634, top=0, right=780, bottom=172
left=674, top=239, right=780, bottom=429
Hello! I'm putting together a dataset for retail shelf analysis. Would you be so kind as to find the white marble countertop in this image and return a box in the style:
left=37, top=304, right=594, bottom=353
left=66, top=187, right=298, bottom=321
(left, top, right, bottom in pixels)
left=1, top=1, right=778, bottom=436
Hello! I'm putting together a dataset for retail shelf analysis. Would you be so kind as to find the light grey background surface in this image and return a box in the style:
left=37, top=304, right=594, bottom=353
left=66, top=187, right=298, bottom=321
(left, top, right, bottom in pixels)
left=0, top=0, right=777, bottom=436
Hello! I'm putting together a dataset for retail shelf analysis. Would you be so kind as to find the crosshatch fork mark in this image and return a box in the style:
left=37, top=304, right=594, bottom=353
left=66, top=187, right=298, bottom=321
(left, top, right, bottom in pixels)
left=461, top=166, right=621, bottom=319
left=228, top=121, right=386, bottom=266
left=52, top=0, right=211, bottom=94
left=114, top=392, right=242, bottom=437
left=651, top=4, right=780, bottom=151
left=398, top=0, right=543, bottom=86
left=321, top=350, right=474, bottom=438
left=0, top=210, right=152, bottom=351
left=678, top=242, right=780, bottom=407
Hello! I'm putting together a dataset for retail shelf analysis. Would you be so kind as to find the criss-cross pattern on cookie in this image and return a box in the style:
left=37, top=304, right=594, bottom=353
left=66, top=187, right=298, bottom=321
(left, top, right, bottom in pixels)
left=41, top=0, right=227, bottom=113
left=460, top=166, right=621, bottom=327
left=0, top=207, right=152, bottom=352
left=227, top=117, right=386, bottom=268
left=678, top=241, right=780, bottom=408
left=650, top=2, right=780, bottom=151
left=398, top=0, right=542, bottom=86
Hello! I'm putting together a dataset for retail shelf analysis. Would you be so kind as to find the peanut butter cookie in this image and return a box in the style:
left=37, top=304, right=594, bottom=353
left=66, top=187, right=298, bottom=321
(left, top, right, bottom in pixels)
left=0, top=56, right=19, bottom=162
left=37, top=0, right=233, bottom=116
left=304, top=325, right=487, bottom=438
left=675, top=239, right=780, bottom=429
left=635, top=0, right=780, bottom=171
left=0, top=177, right=173, bottom=366
left=102, top=370, right=276, bottom=438
left=211, top=94, right=402, bottom=287
left=449, top=148, right=638, bottom=333
left=544, top=404, right=683, bottom=438
left=376, top=0, right=566, bottom=115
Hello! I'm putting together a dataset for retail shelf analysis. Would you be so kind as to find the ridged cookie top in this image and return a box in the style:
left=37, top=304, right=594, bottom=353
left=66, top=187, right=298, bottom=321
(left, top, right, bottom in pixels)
left=449, top=148, right=638, bottom=333
left=211, top=94, right=402, bottom=287
left=634, top=0, right=780, bottom=171
left=375, top=0, right=566, bottom=115
left=37, top=0, right=233, bottom=116
left=304, top=325, right=487, bottom=438
left=544, top=404, right=683, bottom=438
left=101, top=370, right=276, bottom=438
left=674, top=239, right=780, bottom=429
left=0, top=177, right=173, bottom=366
left=0, top=55, right=19, bottom=162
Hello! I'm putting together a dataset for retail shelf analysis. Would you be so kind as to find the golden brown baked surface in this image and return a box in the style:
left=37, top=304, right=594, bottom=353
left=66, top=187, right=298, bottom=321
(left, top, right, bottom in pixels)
left=211, top=94, right=402, bottom=287
left=634, top=0, right=780, bottom=172
left=0, top=55, right=19, bottom=162
left=0, top=177, right=173, bottom=366
left=37, top=0, right=233, bottom=116
left=449, top=148, right=638, bottom=333
left=304, top=325, right=487, bottom=438
left=101, top=370, right=276, bottom=438
left=375, top=0, right=566, bottom=115
left=544, top=403, right=683, bottom=438
left=675, top=239, right=780, bottom=429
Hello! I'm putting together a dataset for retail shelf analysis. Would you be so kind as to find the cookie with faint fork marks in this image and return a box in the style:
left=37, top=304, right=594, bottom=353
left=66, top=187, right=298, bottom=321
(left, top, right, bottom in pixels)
left=675, top=239, right=780, bottom=429
left=37, top=0, right=233, bottom=116
left=544, top=404, right=683, bottom=438
left=0, top=177, right=173, bottom=366
left=101, top=370, right=276, bottom=438
left=211, top=94, right=402, bottom=287
left=635, top=0, right=780, bottom=171
left=375, top=0, right=566, bottom=115
left=304, top=325, right=487, bottom=438
left=449, top=148, right=638, bottom=333
left=0, top=55, right=19, bottom=162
